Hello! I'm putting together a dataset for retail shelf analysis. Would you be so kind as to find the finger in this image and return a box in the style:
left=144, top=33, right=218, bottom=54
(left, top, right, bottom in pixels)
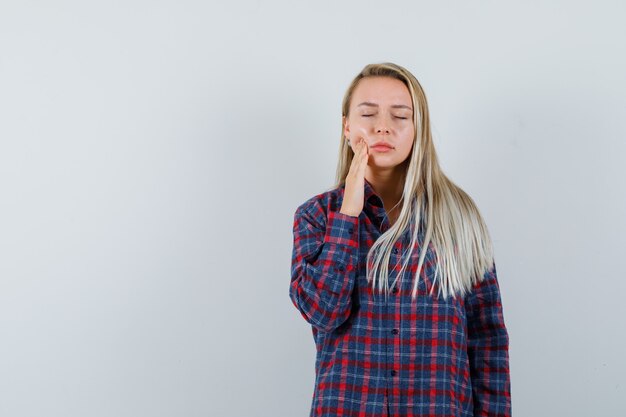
left=361, top=145, right=369, bottom=165
left=352, top=144, right=360, bottom=163
left=354, top=141, right=363, bottom=164
left=357, top=139, right=365, bottom=157
left=357, top=144, right=368, bottom=171
left=355, top=138, right=367, bottom=166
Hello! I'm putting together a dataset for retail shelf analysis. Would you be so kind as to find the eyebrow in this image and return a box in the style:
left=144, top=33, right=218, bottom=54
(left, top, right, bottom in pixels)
left=356, top=101, right=413, bottom=111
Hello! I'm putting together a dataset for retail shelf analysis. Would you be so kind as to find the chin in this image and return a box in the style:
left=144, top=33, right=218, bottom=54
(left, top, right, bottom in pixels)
left=369, top=159, right=402, bottom=169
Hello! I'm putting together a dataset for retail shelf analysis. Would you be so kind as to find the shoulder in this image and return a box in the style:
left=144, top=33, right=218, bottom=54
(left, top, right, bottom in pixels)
left=293, top=184, right=345, bottom=229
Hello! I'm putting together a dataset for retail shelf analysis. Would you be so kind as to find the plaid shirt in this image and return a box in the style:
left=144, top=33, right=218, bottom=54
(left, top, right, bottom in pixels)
left=289, top=178, right=511, bottom=417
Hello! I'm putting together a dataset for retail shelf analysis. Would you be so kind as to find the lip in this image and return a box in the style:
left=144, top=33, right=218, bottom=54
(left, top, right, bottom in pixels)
left=371, top=141, right=394, bottom=152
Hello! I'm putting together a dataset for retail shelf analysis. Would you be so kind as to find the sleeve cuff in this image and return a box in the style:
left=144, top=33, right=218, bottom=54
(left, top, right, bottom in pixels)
left=324, top=210, right=359, bottom=248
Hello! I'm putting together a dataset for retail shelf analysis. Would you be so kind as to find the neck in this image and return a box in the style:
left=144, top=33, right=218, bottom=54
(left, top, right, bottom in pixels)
left=365, top=165, right=406, bottom=212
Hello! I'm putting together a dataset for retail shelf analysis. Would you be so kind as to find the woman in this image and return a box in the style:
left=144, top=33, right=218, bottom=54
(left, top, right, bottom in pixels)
left=289, top=62, right=511, bottom=417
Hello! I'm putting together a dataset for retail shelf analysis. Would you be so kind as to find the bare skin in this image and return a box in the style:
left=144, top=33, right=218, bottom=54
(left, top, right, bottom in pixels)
left=340, top=136, right=404, bottom=226
left=340, top=137, right=370, bottom=217
left=340, top=76, right=415, bottom=225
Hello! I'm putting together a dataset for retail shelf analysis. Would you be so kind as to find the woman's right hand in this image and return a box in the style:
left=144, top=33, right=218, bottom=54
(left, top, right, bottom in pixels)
left=340, top=137, right=369, bottom=217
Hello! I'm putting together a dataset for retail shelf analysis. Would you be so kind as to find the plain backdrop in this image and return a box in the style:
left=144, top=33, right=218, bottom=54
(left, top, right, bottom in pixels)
left=1, top=1, right=625, bottom=416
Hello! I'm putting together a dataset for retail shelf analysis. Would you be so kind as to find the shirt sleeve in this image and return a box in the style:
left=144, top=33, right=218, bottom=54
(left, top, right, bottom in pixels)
left=289, top=203, right=360, bottom=333
left=464, top=261, right=512, bottom=417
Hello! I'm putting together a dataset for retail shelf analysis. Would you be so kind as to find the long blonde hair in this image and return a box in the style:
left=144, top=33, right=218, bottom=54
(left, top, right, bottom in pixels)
left=333, top=62, right=495, bottom=302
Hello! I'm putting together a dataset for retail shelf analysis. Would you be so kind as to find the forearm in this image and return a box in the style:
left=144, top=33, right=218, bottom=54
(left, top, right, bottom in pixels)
left=290, top=209, right=360, bottom=333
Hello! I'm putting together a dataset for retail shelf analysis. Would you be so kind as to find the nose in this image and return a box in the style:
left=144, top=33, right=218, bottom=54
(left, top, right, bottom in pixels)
left=376, top=125, right=390, bottom=135
left=376, top=115, right=391, bottom=135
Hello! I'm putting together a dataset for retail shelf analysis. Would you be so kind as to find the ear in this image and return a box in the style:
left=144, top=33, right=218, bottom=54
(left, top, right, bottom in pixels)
left=343, top=115, right=350, bottom=138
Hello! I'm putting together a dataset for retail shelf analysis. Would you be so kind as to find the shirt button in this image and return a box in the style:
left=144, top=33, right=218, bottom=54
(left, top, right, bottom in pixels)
left=391, top=328, right=399, bottom=335
left=348, top=227, right=354, bottom=234
left=392, top=287, right=398, bottom=294
left=390, top=370, right=397, bottom=376
left=338, top=265, right=344, bottom=272
left=393, top=247, right=398, bottom=254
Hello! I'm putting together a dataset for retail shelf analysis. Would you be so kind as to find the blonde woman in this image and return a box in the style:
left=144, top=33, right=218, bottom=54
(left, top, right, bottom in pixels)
left=289, top=62, right=511, bottom=417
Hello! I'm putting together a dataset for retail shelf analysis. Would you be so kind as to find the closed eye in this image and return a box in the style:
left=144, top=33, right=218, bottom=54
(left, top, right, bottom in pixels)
left=362, top=115, right=408, bottom=119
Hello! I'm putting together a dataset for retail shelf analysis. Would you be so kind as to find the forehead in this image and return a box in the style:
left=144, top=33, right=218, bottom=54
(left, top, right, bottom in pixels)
left=351, top=76, right=412, bottom=108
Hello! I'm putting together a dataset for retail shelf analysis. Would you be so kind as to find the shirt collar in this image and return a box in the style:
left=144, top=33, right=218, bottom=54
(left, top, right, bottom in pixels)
left=340, top=177, right=421, bottom=240
left=339, top=177, right=384, bottom=209
left=363, top=177, right=384, bottom=208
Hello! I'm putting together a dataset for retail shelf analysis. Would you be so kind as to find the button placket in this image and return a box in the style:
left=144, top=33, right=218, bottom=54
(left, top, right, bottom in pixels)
left=391, top=246, right=400, bottom=295
left=387, top=244, right=401, bottom=384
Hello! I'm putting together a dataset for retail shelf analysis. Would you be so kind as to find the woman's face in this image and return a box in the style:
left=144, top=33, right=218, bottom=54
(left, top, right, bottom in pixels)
left=344, top=76, right=415, bottom=169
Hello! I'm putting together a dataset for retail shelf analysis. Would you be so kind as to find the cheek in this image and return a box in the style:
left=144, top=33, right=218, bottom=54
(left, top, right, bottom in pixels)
left=352, top=120, right=371, bottom=133
left=399, top=139, right=414, bottom=158
left=402, top=126, right=415, bottom=150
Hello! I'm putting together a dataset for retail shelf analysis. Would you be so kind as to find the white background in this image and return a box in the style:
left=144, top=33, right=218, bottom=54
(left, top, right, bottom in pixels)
left=1, top=1, right=625, bottom=416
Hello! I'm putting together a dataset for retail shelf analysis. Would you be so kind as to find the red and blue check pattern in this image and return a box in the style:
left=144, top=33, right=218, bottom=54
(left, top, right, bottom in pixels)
left=290, top=178, right=511, bottom=416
